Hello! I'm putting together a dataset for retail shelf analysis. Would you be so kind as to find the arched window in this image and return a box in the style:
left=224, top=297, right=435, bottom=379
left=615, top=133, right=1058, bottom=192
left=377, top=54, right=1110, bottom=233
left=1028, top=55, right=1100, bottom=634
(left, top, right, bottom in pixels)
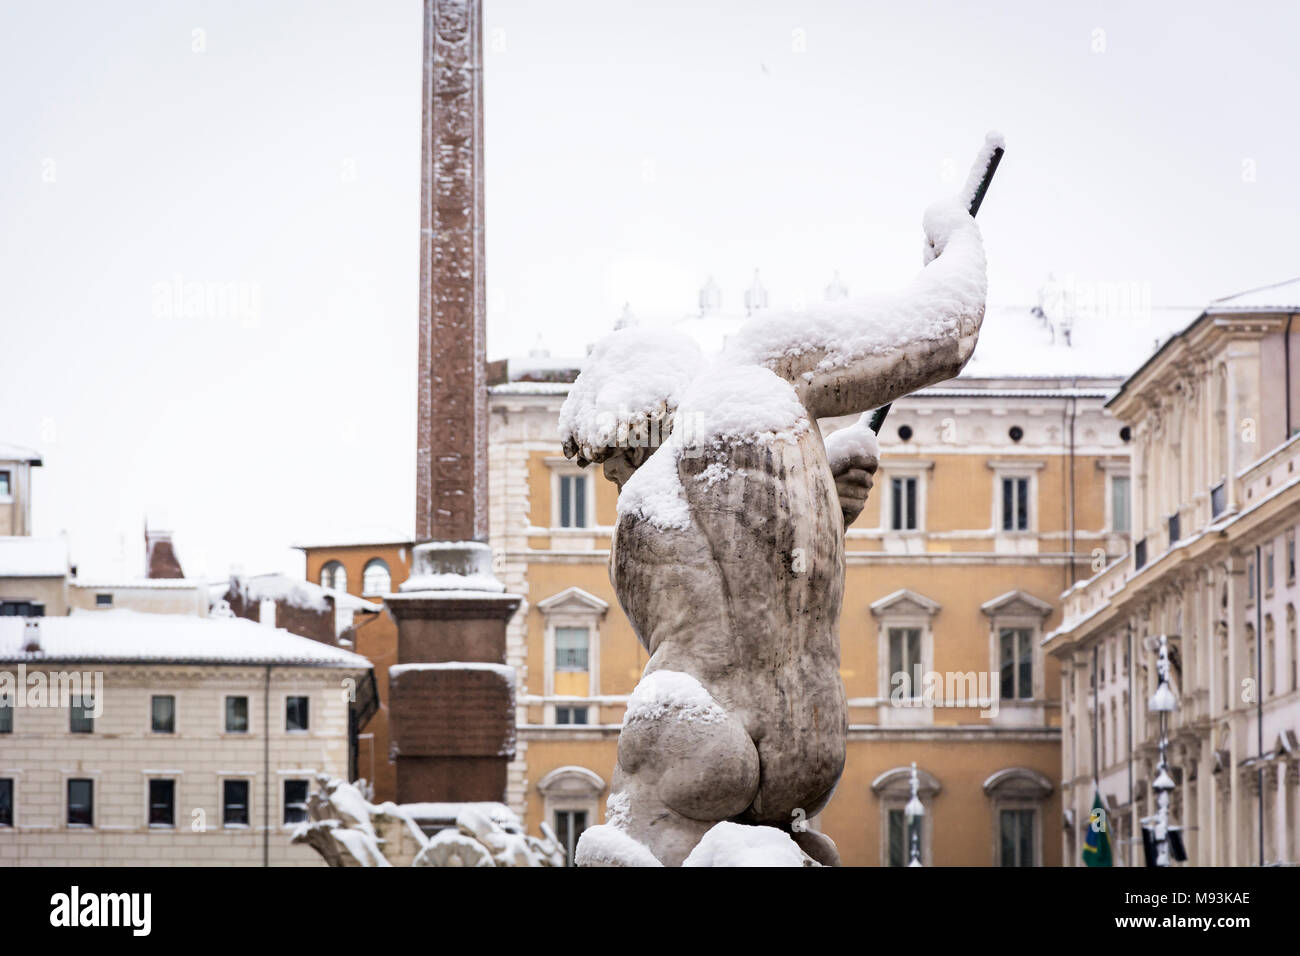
left=536, top=767, right=606, bottom=867
left=983, top=767, right=1053, bottom=867
left=871, top=766, right=940, bottom=867
left=362, top=559, right=391, bottom=596
left=320, top=561, right=346, bottom=592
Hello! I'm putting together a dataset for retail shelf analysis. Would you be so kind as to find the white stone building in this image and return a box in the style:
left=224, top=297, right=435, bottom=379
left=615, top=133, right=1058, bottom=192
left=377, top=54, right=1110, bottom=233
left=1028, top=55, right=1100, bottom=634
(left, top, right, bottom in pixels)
left=0, top=611, right=373, bottom=866
left=1046, top=278, right=1300, bottom=866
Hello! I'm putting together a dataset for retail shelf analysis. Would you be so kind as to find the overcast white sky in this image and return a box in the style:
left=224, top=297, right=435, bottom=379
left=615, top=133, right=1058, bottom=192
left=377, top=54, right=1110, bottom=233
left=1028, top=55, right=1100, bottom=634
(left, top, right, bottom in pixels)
left=1, top=0, right=1297, bottom=581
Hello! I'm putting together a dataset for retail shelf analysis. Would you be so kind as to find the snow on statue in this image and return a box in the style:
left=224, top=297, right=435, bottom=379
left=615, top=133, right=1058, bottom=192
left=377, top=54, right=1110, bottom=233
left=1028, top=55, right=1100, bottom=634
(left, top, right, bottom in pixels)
left=559, top=134, right=1002, bottom=867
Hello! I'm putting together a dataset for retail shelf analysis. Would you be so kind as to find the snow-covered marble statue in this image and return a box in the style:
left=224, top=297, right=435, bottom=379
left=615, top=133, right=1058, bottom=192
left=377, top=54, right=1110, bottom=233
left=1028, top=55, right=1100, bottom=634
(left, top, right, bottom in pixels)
left=292, top=775, right=567, bottom=867
left=559, top=137, right=999, bottom=867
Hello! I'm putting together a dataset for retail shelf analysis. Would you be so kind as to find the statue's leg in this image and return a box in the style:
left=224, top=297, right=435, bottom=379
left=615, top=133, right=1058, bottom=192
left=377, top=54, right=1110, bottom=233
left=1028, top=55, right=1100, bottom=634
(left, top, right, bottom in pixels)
left=790, top=828, right=841, bottom=867
left=593, top=670, right=761, bottom=866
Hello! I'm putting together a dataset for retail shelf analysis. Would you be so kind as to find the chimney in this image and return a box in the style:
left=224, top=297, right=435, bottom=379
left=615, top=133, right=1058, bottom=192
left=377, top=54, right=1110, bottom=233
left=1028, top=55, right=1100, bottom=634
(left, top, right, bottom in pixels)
left=145, top=521, right=185, bottom=579
left=22, top=620, right=41, bottom=653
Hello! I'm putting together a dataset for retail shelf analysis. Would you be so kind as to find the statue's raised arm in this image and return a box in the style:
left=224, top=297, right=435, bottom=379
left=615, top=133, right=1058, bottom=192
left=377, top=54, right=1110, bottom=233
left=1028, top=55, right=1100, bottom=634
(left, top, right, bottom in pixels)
left=721, top=133, right=1003, bottom=422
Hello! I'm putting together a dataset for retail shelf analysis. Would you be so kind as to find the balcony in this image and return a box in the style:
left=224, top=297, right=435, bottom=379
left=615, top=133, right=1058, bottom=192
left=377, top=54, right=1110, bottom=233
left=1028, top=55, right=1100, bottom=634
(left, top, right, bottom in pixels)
left=1210, top=482, right=1226, bottom=519
left=1168, top=512, right=1181, bottom=547
left=1134, top=537, right=1147, bottom=571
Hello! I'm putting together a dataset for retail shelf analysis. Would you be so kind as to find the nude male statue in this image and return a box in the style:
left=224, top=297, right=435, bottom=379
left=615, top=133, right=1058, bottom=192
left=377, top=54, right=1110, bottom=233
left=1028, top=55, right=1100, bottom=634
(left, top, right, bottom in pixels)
left=560, top=167, right=991, bottom=866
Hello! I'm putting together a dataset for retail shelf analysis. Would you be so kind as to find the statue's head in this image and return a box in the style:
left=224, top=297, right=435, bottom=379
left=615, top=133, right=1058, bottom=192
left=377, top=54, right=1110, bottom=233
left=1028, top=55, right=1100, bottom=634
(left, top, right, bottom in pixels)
left=558, top=326, right=705, bottom=489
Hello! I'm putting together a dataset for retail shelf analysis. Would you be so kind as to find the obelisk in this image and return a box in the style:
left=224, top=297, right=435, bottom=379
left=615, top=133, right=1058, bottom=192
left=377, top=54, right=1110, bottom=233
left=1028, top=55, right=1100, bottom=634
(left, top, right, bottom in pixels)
left=385, top=0, right=520, bottom=806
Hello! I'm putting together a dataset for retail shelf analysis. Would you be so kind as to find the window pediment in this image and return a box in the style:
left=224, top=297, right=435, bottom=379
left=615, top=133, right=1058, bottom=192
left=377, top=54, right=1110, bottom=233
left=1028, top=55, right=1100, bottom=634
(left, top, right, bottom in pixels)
left=537, top=587, right=609, bottom=617
left=536, top=766, right=606, bottom=797
left=980, top=589, right=1053, bottom=620
left=982, top=767, right=1053, bottom=799
left=871, top=766, right=941, bottom=798
left=870, top=589, right=940, bottom=619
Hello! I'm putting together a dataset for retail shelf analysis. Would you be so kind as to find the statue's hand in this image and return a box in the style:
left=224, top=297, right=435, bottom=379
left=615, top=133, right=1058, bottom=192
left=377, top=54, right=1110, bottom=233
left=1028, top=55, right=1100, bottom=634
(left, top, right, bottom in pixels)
left=832, top=449, right=877, bottom=528
left=825, top=413, right=880, bottom=528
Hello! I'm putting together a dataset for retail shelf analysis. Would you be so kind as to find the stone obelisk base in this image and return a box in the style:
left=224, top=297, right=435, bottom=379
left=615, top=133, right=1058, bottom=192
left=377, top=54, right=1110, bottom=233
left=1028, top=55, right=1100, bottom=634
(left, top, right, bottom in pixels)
left=384, top=542, right=520, bottom=804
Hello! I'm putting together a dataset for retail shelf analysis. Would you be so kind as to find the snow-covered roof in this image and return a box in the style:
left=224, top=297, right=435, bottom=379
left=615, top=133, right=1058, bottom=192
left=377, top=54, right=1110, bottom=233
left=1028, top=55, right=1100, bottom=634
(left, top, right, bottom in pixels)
left=0, top=609, right=373, bottom=667
left=227, top=573, right=383, bottom=614
left=1205, top=277, right=1300, bottom=314
left=960, top=305, right=1199, bottom=379
left=0, top=536, right=69, bottom=578
left=0, top=442, right=42, bottom=464
left=71, top=578, right=208, bottom=591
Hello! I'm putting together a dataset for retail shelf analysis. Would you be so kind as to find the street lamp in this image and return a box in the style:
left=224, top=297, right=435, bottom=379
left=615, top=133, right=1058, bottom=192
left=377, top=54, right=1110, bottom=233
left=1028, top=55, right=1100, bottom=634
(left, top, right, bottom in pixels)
left=905, top=761, right=924, bottom=867
left=1146, top=634, right=1177, bottom=866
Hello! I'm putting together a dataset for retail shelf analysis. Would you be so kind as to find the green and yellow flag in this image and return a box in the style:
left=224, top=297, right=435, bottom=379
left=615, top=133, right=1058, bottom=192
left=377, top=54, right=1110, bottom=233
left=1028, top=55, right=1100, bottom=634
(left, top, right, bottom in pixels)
left=1082, top=787, right=1113, bottom=867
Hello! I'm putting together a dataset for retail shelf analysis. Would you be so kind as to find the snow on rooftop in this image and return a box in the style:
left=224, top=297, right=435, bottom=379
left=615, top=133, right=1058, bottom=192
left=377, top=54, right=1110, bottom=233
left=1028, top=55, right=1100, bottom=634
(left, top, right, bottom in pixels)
left=1205, top=277, right=1300, bottom=314
left=0, top=609, right=373, bottom=667
left=389, top=662, right=515, bottom=680
left=0, top=536, right=69, bottom=577
left=71, top=577, right=208, bottom=590
left=961, top=304, right=1201, bottom=379
left=0, top=442, right=42, bottom=463
left=229, top=573, right=383, bottom=614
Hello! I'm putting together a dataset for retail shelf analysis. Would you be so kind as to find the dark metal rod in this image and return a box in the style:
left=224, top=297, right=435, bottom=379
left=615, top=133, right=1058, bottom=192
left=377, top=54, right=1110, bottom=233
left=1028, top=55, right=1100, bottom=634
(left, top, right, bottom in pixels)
left=869, top=143, right=1005, bottom=435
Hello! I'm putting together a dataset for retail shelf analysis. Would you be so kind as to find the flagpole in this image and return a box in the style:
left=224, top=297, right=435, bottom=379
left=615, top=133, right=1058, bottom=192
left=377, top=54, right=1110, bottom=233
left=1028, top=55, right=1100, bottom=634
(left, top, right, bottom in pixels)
left=1126, top=622, right=1134, bottom=867
left=1092, top=644, right=1099, bottom=786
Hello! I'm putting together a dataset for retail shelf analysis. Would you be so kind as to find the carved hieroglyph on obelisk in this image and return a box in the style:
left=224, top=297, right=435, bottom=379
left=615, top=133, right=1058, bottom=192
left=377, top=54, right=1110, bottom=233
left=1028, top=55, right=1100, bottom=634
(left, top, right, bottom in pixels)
left=386, top=0, right=520, bottom=807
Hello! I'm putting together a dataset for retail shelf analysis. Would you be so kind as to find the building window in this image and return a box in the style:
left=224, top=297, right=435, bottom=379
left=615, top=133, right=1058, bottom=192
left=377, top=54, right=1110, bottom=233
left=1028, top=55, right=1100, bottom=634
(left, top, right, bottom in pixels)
left=873, top=765, right=938, bottom=866
left=0, top=600, right=43, bottom=616
left=1000, top=628, right=1033, bottom=700
left=539, top=587, right=609, bottom=721
left=223, top=780, right=250, bottom=827
left=555, top=627, right=589, bottom=671
left=999, top=809, right=1035, bottom=866
left=67, top=778, right=93, bottom=827
left=148, top=779, right=175, bottom=828
left=1248, top=554, right=1256, bottom=602
left=95, top=593, right=112, bottom=607
left=890, top=477, right=918, bottom=531
left=362, top=559, right=391, bottom=595
left=1265, top=544, right=1275, bottom=593
left=1288, top=606, right=1297, bottom=693
left=284, top=780, right=309, bottom=825
left=1287, top=531, right=1296, bottom=584
left=558, top=474, right=588, bottom=529
left=0, top=779, right=12, bottom=827
left=1210, top=481, right=1226, bottom=518
left=887, top=808, right=923, bottom=867
left=1265, top=616, right=1276, bottom=697
left=555, top=706, right=588, bottom=725
left=0, top=696, right=11, bottom=733
left=1001, top=477, right=1030, bottom=531
left=554, top=809, right=588, bottom=866
left=151, top=695, right=175, bottom=734
left=320, top=561, right=347, bottom=592
left=536, top=766, right=606, bottom=866
left=286, top=696, right=310, bottom=733
left=1110, top=475, right=1131, bottom=532
left=889, top=627, right=923, bottom=696
left=0, top=471, right=9, bottom=497
left=69, top=695, right=94, bottom=733
left=225, top=696, right=249, bottom=734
